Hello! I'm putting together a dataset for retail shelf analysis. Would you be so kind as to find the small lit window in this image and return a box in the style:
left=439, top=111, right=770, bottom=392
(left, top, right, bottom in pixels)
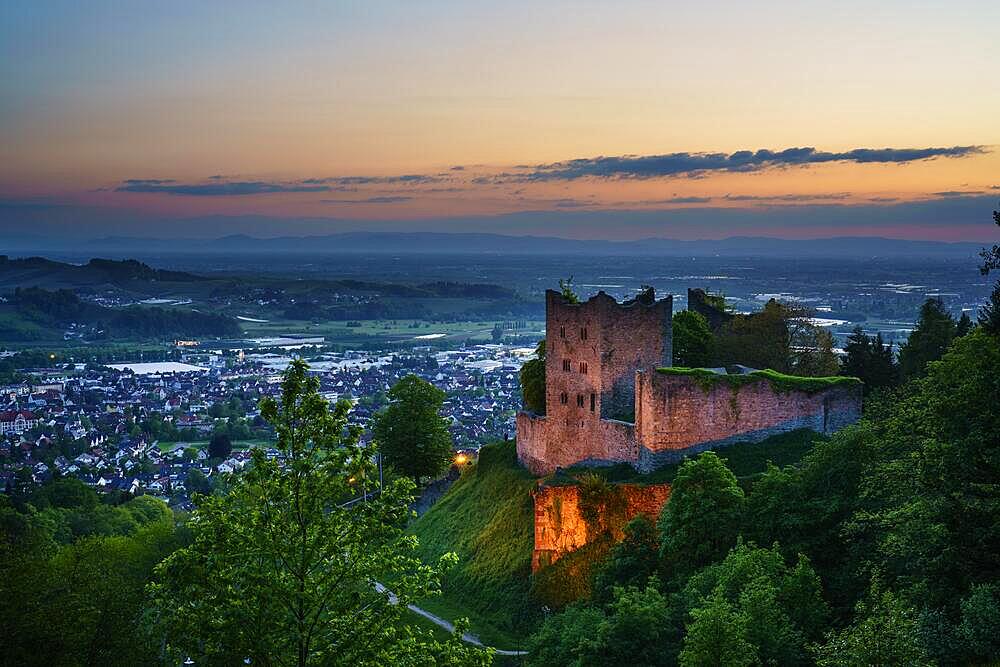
left=579, top=362, right=588, bottom=374
left=563, top=359, right=571, bottom=371
left=576, top=394, right=584, bottom=408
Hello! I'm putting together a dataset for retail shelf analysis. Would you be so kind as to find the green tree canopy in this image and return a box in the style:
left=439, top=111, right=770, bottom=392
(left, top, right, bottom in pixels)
left=672, top=310, right=716, bottom=367
left=150, top=360, right=486, bottom=666
left=898, top=298, right=956, bottom=380
left=372, top=374, right=454, bottom=482
left=207, top=431, right=232, bottom=460
left=791, top=324, right=840, bottom=377
left=681, top=543, right=829, bottom=665
left=813, top=587, right=932, bottom=667
left=840, top=326, right=898, bottom=391
left=519, top=339, right=546, bottom=415
left=592, top=513, right=661, bottom=603
left=659, top=451, right=745, bottom=578
left=716, top=299, right=796, bottom=372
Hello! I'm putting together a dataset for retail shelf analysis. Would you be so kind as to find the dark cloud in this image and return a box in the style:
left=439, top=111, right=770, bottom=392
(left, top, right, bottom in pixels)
left=122, top=178, right=177, bottom=186
left=520, top=146, right=984, bottom=181
left=322, top=196, right=413, bottom=204
left=302, top=174, right=444, bottom=186
left=723, top=192, right=852, bottom=202
left=933, top=190, right=985, bottom=197
left=639, top=196, right=713, bottom=204
left=116, top=180, right=332, bottom=196
left=552, top=198, right=597, bottom=208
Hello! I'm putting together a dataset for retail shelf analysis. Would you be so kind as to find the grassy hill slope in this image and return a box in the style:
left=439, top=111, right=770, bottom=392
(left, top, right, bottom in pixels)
left=409, top=440, right=536, bottom=649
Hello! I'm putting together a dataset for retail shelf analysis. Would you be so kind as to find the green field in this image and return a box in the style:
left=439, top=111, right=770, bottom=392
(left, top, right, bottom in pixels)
left=156, top=438, right=274, bottom=453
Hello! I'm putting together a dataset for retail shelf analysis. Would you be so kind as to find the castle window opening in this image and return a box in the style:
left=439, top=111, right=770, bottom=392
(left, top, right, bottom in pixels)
left=563, top=359, right=571, bottom=371
left=576, top=394, right=584, bottom=408
left=590, top=393, right=596, bottom=411
left=579, top=362, right=588, bottom=374
left=581, top=327, right=588, bottom=340
left=560, top=326, right=566, bottom=338
left=560, top=392, right=568, bottom=405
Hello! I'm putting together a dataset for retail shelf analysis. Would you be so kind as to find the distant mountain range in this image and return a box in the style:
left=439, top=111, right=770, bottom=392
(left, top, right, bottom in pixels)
left=4, top=232, right=985, bottom=258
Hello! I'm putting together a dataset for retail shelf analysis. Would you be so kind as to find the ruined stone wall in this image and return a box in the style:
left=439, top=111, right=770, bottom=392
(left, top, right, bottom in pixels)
left=635, top=371, right=862, bottom=472
left=597, top=292, right=672, bottom=420
left=532, top=482, right=672, bottom=571
left=517, top=412, right=637, bottom=475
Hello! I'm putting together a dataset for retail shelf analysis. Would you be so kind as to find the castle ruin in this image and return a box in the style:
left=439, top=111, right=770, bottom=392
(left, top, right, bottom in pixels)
left=517, top=288, right=862, bottom=475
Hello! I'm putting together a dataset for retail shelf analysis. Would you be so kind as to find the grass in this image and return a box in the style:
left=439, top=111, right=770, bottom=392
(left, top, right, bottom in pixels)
left=408, top=440, right=537, bottom=649
left=656, top=366, right=862, bottom=394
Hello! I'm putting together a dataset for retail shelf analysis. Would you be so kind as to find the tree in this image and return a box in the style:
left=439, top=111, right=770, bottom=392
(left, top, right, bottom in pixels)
left=898, top=298, right=956, bottom=380
left=185, top=467, right=212, bottom=495
left=813, top=588, right=933, bottom=667
left=559, top=276, right=580, bottom=303
left=151, top=360, right=487, bottom=666
left=681, top=543, right=829, bottom=665
left=491, top=322, right=503, bottom=343
left=372, top=374, right=454, bottom=482
left=207, top=432, right=232, bottom=460
left=672, top=310, right=716, bottom=367
left=979, top=281, right=1000, bottom=335
left=977, top=200, right=1000, bottom=275
left=519, top=340, right=546, bottom=414
left=956, top=311, right=973, bottom=337
left=791, top=326, right=840, bottom=377
left=679, top=593, right=755, bottom=667
left=526, top=582, right=677, bottom=667
left=593, top=513, right=661, bottom=602
left=841, top=326, right=898, bottom=391
left=716, top=299, right=797, bottom=372
left=659, top=451, right=745, bottom=578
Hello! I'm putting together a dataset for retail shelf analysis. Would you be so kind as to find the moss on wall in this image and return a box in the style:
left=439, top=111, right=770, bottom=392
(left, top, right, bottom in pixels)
left=656, top=366, right=862, bottom=394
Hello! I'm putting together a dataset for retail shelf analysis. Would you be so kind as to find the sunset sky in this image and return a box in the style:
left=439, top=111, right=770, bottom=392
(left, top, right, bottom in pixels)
left=2, top=1, right=999, bottom=241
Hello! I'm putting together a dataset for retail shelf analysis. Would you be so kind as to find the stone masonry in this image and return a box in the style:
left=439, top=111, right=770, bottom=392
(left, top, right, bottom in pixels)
left=531, top=482, right=672, bottom=571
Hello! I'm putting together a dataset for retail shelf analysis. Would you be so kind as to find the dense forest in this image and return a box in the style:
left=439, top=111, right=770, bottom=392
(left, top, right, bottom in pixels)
left=7, top=286, right=241, bottom=339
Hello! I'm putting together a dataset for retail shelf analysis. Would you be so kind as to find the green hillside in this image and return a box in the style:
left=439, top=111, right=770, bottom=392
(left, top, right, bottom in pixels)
left=409, top=440, right=537, bottom=649
left=408, top=430, right=827, bottom=648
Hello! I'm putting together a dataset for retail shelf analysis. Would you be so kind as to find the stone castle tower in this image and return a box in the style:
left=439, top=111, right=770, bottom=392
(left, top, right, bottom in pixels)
left=542, top=288, right=673, bottom=424
left=518, top=288, right=673, bottom=473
